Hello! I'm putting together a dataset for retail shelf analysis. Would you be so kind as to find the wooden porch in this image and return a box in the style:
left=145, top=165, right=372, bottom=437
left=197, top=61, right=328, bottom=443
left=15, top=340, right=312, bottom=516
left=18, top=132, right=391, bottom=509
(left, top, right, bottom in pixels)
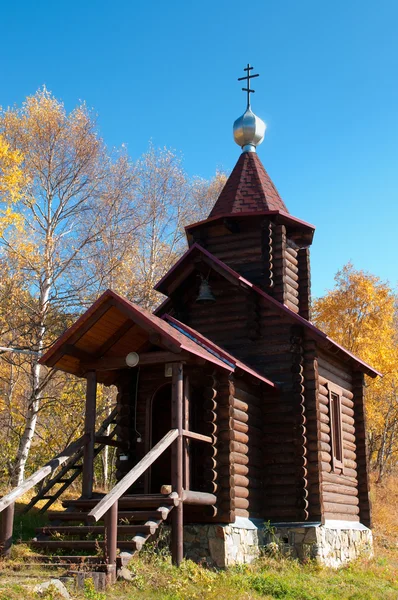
left=0, top=290, right=277, bottom=584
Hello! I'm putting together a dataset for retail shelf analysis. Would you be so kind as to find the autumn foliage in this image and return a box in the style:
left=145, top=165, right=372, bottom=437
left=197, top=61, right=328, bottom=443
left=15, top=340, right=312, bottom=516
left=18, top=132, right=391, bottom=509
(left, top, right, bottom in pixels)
left=313, top=263, right=398, bottom=479
left=0, top=88, right=225, bottom=487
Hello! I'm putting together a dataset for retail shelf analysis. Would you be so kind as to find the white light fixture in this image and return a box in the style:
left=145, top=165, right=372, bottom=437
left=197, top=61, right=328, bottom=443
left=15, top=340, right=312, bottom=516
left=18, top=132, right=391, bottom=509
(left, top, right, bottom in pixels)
left=125, top=352, right=139, bottom=367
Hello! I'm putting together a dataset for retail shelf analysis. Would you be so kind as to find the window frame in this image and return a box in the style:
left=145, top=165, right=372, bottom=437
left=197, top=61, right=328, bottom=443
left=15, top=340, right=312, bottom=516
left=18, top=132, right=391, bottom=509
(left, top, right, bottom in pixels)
left=327, top=382, right=344, bottom=473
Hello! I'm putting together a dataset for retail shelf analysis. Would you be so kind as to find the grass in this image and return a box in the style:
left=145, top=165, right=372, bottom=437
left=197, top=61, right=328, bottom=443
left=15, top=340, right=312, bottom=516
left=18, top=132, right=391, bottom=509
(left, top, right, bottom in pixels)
left=0, top=481, right=397, bottom=599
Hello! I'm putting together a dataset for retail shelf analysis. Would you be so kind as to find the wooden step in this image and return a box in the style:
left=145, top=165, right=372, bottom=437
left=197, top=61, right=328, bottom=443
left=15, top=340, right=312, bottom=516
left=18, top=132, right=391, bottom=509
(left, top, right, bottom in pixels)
left=48, top=508, right=170, bottom=523
left=48, top=511, right=89, bottom=522
left=29, top=555, right=106, bottom=565
left=36, top=523, right=158, bottom=536
left=62, top=494, right=179, bottom=510
left=31, top=539, right=142, bottom=551
left=117, top=509, right=171, bottom=521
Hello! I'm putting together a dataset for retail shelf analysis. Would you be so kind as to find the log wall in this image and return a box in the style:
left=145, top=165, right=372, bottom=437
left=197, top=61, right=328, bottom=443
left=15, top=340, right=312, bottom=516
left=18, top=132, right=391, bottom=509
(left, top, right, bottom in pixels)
left=190, top=219, right=308, bottom=316
left=272, top=225, right=300, bottom=314
left=317, top=351, right=360, bottom=522
left=352, top=371, right=372, bottom=527
left=217, top=375, right=265, bottom=519
left=203, top=222, right=264, bottom=287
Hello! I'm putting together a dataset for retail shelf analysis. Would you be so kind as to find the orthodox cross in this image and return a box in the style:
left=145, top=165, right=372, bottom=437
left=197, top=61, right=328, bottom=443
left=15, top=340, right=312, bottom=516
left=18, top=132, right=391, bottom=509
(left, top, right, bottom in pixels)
left=238, top=63, right=259, bottom=109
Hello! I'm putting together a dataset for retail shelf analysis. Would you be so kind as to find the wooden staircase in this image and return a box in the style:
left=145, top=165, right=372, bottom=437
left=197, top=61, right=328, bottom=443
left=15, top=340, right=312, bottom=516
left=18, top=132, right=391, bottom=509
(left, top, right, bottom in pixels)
left=31, top=493, right=178, bottom=569
left=22, top=408, right=119, bottom=515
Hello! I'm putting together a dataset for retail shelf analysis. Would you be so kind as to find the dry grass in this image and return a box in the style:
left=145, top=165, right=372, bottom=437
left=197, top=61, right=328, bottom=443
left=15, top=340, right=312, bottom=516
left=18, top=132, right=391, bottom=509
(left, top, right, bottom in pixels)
left=0, top=478, right=397, bottom=599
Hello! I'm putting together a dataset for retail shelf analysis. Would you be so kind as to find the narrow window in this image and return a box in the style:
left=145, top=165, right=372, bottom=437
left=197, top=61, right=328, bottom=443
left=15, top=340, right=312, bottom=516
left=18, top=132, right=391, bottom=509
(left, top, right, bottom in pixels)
left=328, top=384, right=344, bottom=472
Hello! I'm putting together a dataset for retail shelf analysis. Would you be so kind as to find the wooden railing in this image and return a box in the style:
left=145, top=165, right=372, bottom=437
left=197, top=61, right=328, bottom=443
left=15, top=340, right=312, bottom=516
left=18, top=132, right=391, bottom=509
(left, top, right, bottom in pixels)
left=0, top=434, right=88, bottom=557
left=0, top=361, right=215, bottom=575
left=87, top=429, right=179, bottom=523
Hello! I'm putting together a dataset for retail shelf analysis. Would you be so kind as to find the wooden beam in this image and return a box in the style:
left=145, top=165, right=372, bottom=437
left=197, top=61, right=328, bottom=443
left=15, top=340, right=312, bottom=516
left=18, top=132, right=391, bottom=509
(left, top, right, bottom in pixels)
left=87, top=429, right=179, bottom=523
left=108, top=298, right=182, bottom=354
left=0, top=435, right=88, bottom=513
left=104, top=500, right=118, bottom=584
left=148, top=333, right=181, bottom=354
left=0, top=503, right=14, bottom=558
left=171, top=362, right=184, bottom=567
left=63, top=345, right=93, bottom=362
left=82, top=371, right=97, bottom=498
left=45, top=299, right=114, bottom=367
left=183, top=376, right=190, bottom=491
left=94, top=320, right=135, bottom=358
left=182, top=490, right=217, bottom=506
left=182, top=430, right=212, bottom=444
left=81, top=351, right=191, bottom=371
left=95, top=436, right=125, bottom=448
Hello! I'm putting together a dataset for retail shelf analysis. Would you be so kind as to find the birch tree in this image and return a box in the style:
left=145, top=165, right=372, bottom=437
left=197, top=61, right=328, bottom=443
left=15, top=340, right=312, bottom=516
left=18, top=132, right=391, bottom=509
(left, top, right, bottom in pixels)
left=0, top=88, right=137, bottom=484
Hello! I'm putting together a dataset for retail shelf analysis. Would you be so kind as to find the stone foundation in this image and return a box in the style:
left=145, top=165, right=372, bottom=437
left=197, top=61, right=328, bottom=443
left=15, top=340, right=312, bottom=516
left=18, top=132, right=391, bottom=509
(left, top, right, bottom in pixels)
left=183, top=518, right=262, bottom=568
left=180, top=519, right=373, bottom=568
left=267, top=521, right=374, bottom=568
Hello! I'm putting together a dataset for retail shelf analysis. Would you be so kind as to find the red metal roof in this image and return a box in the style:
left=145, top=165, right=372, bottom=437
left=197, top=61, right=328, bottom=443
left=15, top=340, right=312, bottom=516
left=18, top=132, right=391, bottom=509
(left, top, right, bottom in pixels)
left=208, top=151, right=288, bottom=218
left=154, top=244, right=381, bottom=379
left=39, top=289, right=278, bottom=388
left=163, top=315, right=277, bottom=388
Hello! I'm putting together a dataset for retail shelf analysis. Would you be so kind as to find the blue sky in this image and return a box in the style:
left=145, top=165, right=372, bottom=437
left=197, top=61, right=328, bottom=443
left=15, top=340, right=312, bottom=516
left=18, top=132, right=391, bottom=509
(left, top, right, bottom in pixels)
left=1, top=0, right=397, bottom=297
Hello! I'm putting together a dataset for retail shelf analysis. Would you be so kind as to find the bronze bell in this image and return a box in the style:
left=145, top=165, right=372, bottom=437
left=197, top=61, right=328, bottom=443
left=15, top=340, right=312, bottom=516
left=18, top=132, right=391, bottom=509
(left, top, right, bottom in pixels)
left=196, top=279, right=216, bottom=303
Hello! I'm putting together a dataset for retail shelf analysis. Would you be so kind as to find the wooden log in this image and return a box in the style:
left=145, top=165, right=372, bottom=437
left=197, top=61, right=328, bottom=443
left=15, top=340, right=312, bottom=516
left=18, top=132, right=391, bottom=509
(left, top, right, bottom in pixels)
left=343, top=449, right=357, bottom=462
left=171, top=363, right=184, bottom=567
left=341, top=414, right=355, bottom=427
left=232, top=387, right=263, bottom=408
left=235, top=508, right=250, bottom=518
left=308, top=441, right=331, bottom=453
left=341, top=405, right=355, bottom=418
left=82, top=371, right=97, bottom=498
left=218, top=406, right=248, bottom=424
left=0, top=503, right=15, bottom=558
left=285, top=273, right=299, bottom=290
left=223, top=452, right=249, bottom=466
left=322, top=502, right=359, bottom=515
left=318, top=492, right=359, bottom=506
left=342, top=422, right=355, bottom=435
left=343, top=459, right=357, bottom=470
left=104, top=500, right=118, bottom=580
left=182, top=491, right=216, bottom=506
left=317, top=356, right=352, bottom=381
left=318, top=371, right=352, bottom=392
left=307, top=461, right=331, bottom=474
left=230, top=398, right=262, bottom=419
left=342, top=431, right=356, bottom=444
left=319, top=483, right=359, bottom=497
left=341, top=396, right=354, bottom=409
left=218, top=430, right=249, bottom=445
left=285, top=299, right=299, bottom=312
left=323, top=512, right=359, bottom=522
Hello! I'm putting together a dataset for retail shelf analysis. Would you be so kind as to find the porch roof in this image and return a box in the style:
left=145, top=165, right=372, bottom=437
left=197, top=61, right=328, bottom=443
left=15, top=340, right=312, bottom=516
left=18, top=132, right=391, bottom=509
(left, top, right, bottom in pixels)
left=39, top=289, right=278, bottom=388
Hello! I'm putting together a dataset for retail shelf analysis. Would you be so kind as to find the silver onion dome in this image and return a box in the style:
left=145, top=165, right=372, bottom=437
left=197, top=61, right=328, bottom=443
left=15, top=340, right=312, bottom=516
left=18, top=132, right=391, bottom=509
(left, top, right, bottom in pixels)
left=233, top=107, right=266, bottom=153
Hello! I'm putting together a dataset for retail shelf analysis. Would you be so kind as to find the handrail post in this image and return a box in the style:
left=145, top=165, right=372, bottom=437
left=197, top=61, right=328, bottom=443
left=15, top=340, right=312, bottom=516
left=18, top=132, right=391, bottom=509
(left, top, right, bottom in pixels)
left=0, top=502, right=15, bottom=558
left=82, top=370, right=97, bottom=498
left=171, top=362, right=184, bottom=566
left=104, top=500, right=118, bottom=585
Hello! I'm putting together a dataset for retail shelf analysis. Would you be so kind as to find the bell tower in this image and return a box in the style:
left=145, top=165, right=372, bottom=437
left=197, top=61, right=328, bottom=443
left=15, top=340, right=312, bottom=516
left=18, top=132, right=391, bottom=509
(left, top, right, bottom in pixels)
left=186, top=65, right=315, bottom=320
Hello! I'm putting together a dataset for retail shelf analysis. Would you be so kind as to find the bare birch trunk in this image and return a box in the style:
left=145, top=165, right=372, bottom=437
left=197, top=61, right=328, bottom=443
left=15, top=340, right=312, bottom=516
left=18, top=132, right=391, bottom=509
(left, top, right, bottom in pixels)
left=12, top=275, right=51, bottom=485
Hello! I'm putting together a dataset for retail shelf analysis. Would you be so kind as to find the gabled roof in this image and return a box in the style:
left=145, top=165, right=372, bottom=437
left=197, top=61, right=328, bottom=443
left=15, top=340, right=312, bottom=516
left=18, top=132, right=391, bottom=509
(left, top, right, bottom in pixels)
left=154, top=244, right=381, bottom=379
left=165, top=316, right=277, bottom=388
left=209, top=151, right=288, bottom=218
left=39, top=289, right=277, bottom=388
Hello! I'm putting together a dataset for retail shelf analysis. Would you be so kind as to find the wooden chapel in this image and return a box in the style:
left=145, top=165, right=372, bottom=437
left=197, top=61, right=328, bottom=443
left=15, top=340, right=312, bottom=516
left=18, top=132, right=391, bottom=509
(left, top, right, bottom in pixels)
left=0, top=66, right=379, bottom=576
